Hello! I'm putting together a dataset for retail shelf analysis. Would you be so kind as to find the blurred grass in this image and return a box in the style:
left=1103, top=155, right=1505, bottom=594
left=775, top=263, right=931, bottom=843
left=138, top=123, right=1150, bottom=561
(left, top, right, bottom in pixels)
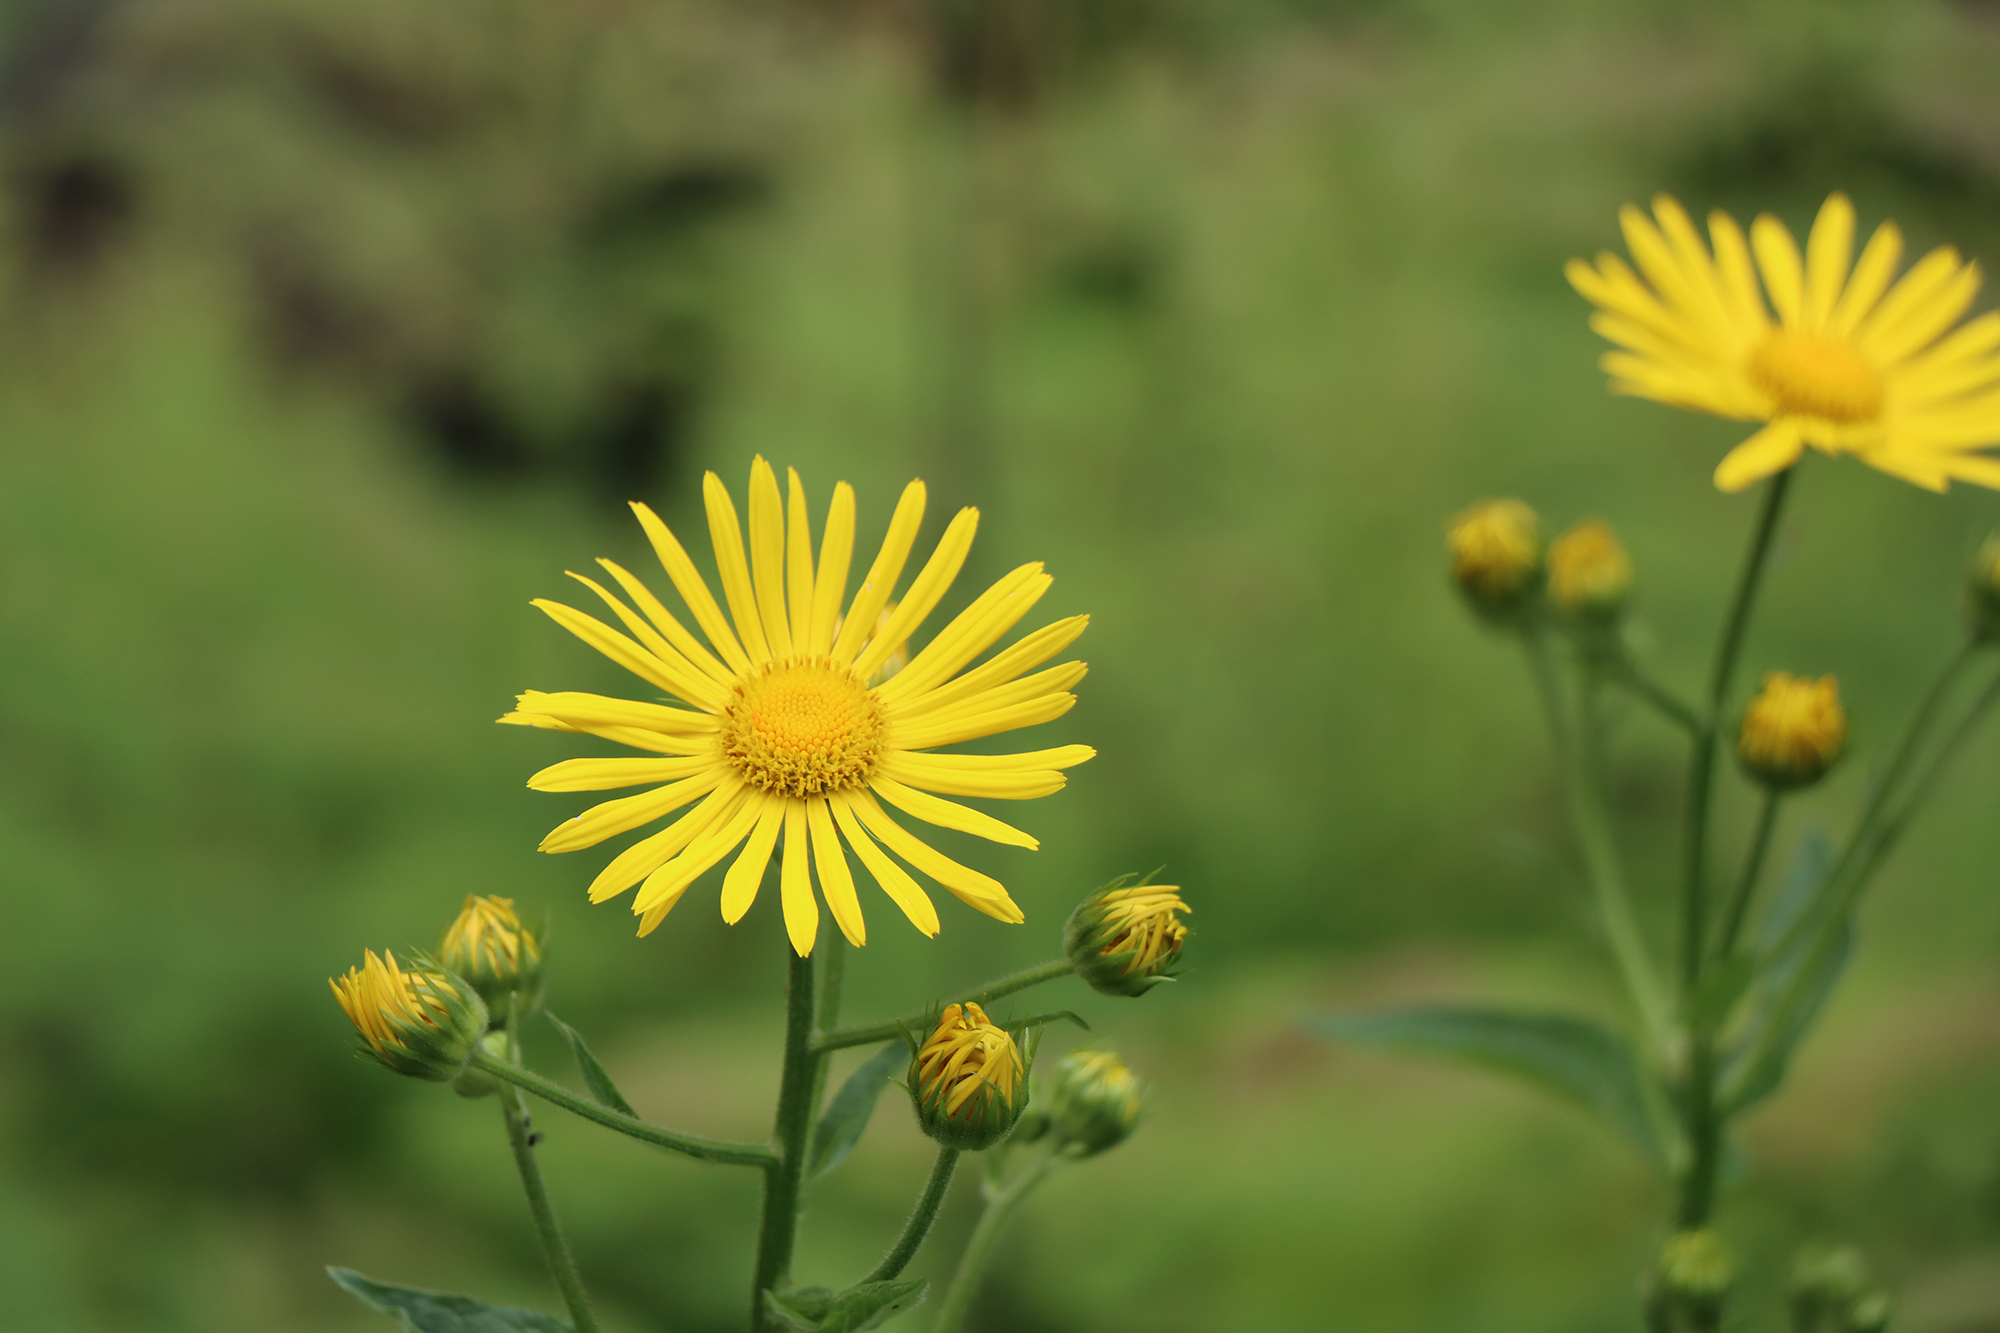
left=2, top=0, right=2000, bottom=1329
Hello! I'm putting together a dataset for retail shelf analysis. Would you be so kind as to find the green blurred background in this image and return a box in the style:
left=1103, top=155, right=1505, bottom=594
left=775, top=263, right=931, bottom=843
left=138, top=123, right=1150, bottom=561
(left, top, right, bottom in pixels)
left=5, top=0, right=2000, bottom=1329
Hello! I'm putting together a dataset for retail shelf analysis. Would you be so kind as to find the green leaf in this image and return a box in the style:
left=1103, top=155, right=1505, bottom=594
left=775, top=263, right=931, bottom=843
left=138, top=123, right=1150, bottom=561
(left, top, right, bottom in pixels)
left=997, top=1009, right=1089, bottom=1035
left=1311, top=1006, right=1675, bottom=1163
left=1756, top=825, right=1836, bottom=954
left=544, top=1011, right=637, bottom=1118
left=811, top=1041, right=904, bottom=1181
left=328, top=1267, right=571, bottom=1333
left=765, top=1279, right=928, bottom=1333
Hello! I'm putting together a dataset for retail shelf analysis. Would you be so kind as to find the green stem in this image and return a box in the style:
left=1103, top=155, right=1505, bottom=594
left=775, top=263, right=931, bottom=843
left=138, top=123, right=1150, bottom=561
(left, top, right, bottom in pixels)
left=1714, top=789, right=1781, bottom=963
left=468, top=1049, right=776, bottom=1167
left=864, top=1146, right=961, bottom=1284
left=1525, top=625, right=1671, bottom=1044
left=753, top=943, right=821, bottom=1325
left=931, top=1147, right=1060, bottom=1333
left=1684, top=466, right=1793, bottom=995
left=813, top=960, right=1074, bottom=1053
left=1676, top=466, right=1792, bottom=1231
left=805, top=934, right=847, bottom=1165
left=500, top=1091, right=601, bottom=1333
left=1610, top=656, right=1703, bottom=736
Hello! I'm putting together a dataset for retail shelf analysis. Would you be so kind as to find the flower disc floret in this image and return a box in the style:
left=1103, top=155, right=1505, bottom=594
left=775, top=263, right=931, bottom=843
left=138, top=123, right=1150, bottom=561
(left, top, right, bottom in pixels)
left=721, top=658, right=883, bottom=797
left=1738, top=672, right=1847, bottom=789
left=911, top=1002, right=1028, bottom=1150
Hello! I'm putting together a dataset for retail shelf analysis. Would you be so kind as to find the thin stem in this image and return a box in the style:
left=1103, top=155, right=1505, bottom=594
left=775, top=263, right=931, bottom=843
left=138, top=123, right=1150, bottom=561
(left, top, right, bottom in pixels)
left=1524, top=625, right=1671, bottom=1044
left=469, top=1050, right=776, bottom=1167
left=753, top=943, right=821, bottom=1324
left=1683, top=466, right=1793, bottom=995
left=931, top=1146, right=1061, bottom=1333
left=1714, top=789, right=1781, bottom=963
left=805, top=934, right=847, bottom=1166
left=500, top=1091, right=601, bottom=1333
left=863, top=1146, right=961, bottom=1284
left=813, top=960, right=1074, bottom=1053
left=1610, top=657, right=1703, bottom=736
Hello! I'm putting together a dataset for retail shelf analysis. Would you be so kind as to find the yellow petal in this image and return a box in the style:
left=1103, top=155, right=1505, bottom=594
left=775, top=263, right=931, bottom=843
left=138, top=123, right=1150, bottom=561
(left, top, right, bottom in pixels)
left=808, top=799, right=866, bottom=947
left=528, top=756, right=714, bottom=792
left=828, top=794, right=939, bottom=936
left=704, top=470, right=772, bottom=664
left=1828, top=221, right=1903, bottom=335
left=1752, top=213, right=1805, bottom=327
left=720, top=798, right=785, bottom=924
left=870, top=776, right=1039, bottom=849
left=831, top=480, right=926, bottom=664
left=633, top=790, right=761, bottom=916
left=559, top=574, right=728, bottom=710
left=1713, top=421, right=1805, bottom=493
left=1802, top=192, right=1854, bottom=330
left=629, top=501, right=751, bottom=676
left=810, top=482, right=856, bottom=656
left=594, top=558, right=736, bottom=689
left=889, top=616, right=1088, bottom=719
left=747, top=456, right=794, bottom=658
left=876, top=565, right=1050, bottom=706
left=847, top=792, right=1024, bottom=922
left=852, top=507, right=979, bottom=681
left=541, top=772, right=721, bottom=854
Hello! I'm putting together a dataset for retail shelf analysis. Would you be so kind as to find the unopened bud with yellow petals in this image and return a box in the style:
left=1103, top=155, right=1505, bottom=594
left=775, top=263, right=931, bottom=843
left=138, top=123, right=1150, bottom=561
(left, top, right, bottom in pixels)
left=1447, top=499, right=1544, bottom=620
left=330, top=949, right=487, bottom=1081
left=1548, top=519, right=1633, bottom=619
left=440, top=894, right=544, bottom=1020
left=1045, top=1049, right=1142, bottom=1157
left=910, top=1003, right=1028, bottom=1151
left=1064, top=879, right=1189, bottom=998
left=1739, top=672, right=1847, bottom=790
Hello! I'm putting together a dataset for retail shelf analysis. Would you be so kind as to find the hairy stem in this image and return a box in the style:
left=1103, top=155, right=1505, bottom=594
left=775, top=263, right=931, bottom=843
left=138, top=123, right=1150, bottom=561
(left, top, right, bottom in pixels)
left=753, top=944, right=821, bottom=1325
left=864, top=1146, right=961, bottom=1284
left=468, top=1050, right=775, bottom=1167
left=813, top=960, right=1074, bottom=1053
left=501, top=1090, right=601, bottom=1333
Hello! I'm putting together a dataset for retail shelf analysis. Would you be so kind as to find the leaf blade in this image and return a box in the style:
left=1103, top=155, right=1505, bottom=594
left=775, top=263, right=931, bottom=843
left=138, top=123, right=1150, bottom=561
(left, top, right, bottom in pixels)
left=328, top=1267, right=572, bottom=1333
left=810, top=1041, right=903, bottom=1181
left=544, top=1011, right=638, bottom=1118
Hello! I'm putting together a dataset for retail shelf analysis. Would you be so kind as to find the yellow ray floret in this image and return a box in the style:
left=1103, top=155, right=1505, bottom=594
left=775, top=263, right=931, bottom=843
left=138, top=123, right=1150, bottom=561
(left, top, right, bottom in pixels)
left=502, top=458, right=1093, bottom=955
left=1569, top=191, right=2000, bottom=493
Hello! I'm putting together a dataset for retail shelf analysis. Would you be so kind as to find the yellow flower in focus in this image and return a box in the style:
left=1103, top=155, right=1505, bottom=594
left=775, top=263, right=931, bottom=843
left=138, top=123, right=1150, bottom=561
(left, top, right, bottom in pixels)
left=911, top=1002, right=1028, bottom=1150
left=329, top=949, right=486, bottom=1081
left=1547, top=520, right=1633, bottom=617
left=1064, top=880, right=1189, bottom=997
left=1738, top=672, right=1847, bottom=789
left=503, top=458, right=1094, bottom=955
left=1447, top=500, right=1544, bottom=617
left=440, top=894, right=544, bottom=1015
left=1570, top=192, right=2000, bottom=493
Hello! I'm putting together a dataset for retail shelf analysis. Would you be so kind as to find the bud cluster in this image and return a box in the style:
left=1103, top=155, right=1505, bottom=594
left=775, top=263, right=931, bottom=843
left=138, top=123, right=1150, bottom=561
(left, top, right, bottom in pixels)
left=910, top=1003, right=1029, bottom=1151
left=1064, top=880, right=1189, bottom=997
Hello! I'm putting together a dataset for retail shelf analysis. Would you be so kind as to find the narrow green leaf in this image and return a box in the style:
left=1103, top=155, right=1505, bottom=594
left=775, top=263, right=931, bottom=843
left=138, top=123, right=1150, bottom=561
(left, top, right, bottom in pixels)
left=998, top=1009, right=1089, bottom=1035
left=1691, top=953, right=1757, bottom=1033
left=1310, top=1006, right=1675, bottom=1163
left=811, top=1041, right=903, bottom=1181
left=1756, top=825, right=1835, bottom=954
left=328, top=1267, right=571, bottom=1333
left=766, top=1279, right=928, bottom=1332
left=544, top=1011, right=638, bottom=1118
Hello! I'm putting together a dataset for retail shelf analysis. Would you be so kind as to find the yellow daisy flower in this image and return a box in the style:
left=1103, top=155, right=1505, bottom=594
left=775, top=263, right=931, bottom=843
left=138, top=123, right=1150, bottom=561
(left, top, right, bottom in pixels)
left=502, top=457, right=1094, bottom=956
left=1568, top=192, right=2000, bottom=493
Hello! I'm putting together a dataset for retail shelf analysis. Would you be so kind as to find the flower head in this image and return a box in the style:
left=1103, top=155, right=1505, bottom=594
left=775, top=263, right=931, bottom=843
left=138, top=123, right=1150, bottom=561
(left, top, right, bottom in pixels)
left=503, top=458, right=1094, bottom=955
left=910, top=1002, right=1028, bottom=1150
left=1446, top=500, right=1544, bottom=619
left=329, top=949, right=487, bottom=1081
left=1570, top=192, right=2000, bottom=493
left=1044, top=1049, right=1142, bottom=1156
left=1547, top=520, right=1633, bottom=618
left=1064, top=879, right=1189, bottom=997
left=440, top=894, right=544, bottom=1018
left=1739, top=672, right=1847, bottom=789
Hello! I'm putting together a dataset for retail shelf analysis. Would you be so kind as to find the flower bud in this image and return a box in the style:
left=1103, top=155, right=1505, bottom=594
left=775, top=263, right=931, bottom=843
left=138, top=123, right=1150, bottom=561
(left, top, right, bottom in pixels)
left=440, top=894, right=544, bottom=1020
left=1547, top=519, right=1633, bottom=619
left=1965, top=533, right=2000, bottom=642
left=1064, top=880, right=1189, bottom=998
left=1739, top=672, right=1847, bottom=790
left=1447, top=499, right=1544, bottom=620
left=1791, top=1245, right=1879, bottom=1333
left=910, top=1002, right=1028, bottom=1151
left=330, top=949, right=487, bottom=1082
left=1646, top=1230, right=1733, bottom=1332
left=1045, top=1050, right=1142, bottom=1157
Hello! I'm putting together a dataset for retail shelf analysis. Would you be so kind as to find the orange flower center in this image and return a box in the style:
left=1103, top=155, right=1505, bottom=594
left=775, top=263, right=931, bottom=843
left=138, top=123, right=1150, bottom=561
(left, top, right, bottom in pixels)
left=721, top=657, right=882, bottom=798
left=1746, top=333, right=1883, bottom=424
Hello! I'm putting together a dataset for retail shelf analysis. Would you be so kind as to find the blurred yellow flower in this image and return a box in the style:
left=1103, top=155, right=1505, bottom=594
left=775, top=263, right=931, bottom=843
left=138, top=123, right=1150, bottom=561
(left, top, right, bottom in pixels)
left=504, top=457, right=1093, bottom=955
left=1547, top=520, right=1633, bottom=617
left=1446, top=500, right=1544, bottom=614
left=1569, top=192, right=2000, bottom=493
left=1738, top=672, right=1847, bottom=789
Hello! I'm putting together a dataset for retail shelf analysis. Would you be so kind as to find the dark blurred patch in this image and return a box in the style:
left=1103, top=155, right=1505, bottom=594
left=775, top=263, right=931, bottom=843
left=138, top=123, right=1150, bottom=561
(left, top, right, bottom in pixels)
left=408, top=370, right=538, bottom=481
left=584, top=373, right=694, bottom=502
left=586, top=162, right=769, bottom=249
left=0, top=0, right=126, bottom=121
left=1678, top=58, right=2000, bottom=224
left=1048, top=235, right=1159, bottom=311
left=249, top=240, right=383, bottom=368
left=13, top=151, right=136, bottom=270
left=289, top=37, right=468, bottom=145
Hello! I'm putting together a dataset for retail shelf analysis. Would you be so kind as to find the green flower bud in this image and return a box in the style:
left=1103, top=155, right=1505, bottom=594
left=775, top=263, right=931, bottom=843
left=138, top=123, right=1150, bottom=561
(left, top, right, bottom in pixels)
left=1548, top=519, right=1633, bottom=620
left=329, top=949, right=487, bottom=1082
left=1647, top=1230, right=1733, bottom=1333
left=1064, top=879, right=1189, bottom=998
left=440, top=894, right=544, bottom=1022
left=909, top=1003, right=1029, bottom=1151
left=1791, top=1245, right=1878, bottom=1333
left=1045, top=1050, right=1142, bottom=1157
left=1966, top=534, right=2000, bottom=642
left=1447, top=499, right=1544, bottom=621
left=1739, top=672, right=1847, bottom=790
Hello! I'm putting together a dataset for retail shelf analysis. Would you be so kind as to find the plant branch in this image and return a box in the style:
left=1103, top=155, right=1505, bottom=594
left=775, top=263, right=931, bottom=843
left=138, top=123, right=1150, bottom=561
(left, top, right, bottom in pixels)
left=468, top=1050, right=776, bottom=1167
left=1714, top=789, right=1781, bottom=963
left=864, top=1146, right=961, bottom=1284
left=501, top=1091, right=602, bottom=1333
left=812, top=960, right=1075, bottom=1053
left=753, top=943, right=821, bottom=1322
